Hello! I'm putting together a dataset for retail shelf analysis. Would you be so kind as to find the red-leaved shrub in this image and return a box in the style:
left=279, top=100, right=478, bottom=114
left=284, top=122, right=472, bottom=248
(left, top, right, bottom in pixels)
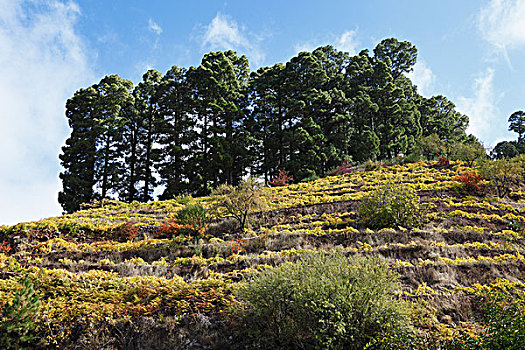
left=329, top=160, right=353, bottom=176
left=270, top=169, right=293, bottom=187
left=436, top=155, right=450, bottom=168
left=453, top=170, right=481, bottom=191
left=0, top=241, right=11, bottom=254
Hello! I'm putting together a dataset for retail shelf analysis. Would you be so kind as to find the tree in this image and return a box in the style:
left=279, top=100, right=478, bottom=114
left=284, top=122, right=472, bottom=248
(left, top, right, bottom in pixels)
left=93, top=75, right=134, bottom=200
left=415, top=134, right=446, bottom=160
left=211, top=178, right=268, bottom=232
left=492, top=141, right=519, bottom=159
left=448, top=140, right=487, bottom=166
left=478, top=159, right=524, bottom=198
left=156, top=65, right=194, bottom=199
left=509, top=110, right=525, bottom=144
left=373, top=37, right=417, bottom=79
left=417, top=95, right=468, bottom=144
left=247, top=63, right=289, bottom=183
left=59, top=87, right=99, bottom=213
left=133, top=69, right=163, bottom=202
left=187, top=51, right=251, bottom=193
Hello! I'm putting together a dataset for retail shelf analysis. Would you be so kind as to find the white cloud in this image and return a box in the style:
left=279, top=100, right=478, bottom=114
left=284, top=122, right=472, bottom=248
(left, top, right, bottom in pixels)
left=294, top=29, right=359, bottom=55
left=200, top=12, right=265, bottom=66
left=335, top=30, right=359, bottom=55
left=406, top=60, right=436, bottom=97
left=477, top=0, right=525, bottom=65
left=456, top=68, right=509, bottom=147
left=148, top=18, right=162, bottom=35
left=0, top=0, right=94, bottom=225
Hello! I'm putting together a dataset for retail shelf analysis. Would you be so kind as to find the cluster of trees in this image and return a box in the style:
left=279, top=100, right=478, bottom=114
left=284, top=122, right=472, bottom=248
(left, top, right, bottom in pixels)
left=492, top=111, right=525, bottom=159
left=59, top=38, right=472, bottom=213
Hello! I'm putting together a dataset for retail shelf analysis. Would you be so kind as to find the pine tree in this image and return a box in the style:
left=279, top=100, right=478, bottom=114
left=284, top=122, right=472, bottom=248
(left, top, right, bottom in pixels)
left=187, top=51, right=250, bottom=193
left=509, top=110, right=525, bottom=144
left=156, top=65, right=194, bottom=199
left=93, top=75, right=134, bottom=200
left=133, top=69, right=163, bottom=202
left=58, top=86, right=99, bottom=213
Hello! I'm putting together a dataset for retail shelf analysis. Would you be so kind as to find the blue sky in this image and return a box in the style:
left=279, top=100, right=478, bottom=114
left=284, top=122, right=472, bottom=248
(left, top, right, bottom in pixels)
left=1, top=0, right=524, bottom=225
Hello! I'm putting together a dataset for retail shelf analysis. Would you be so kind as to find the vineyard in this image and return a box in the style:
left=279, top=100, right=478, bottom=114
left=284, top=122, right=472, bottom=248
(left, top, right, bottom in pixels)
left=1, top=160, right=525, bottom=349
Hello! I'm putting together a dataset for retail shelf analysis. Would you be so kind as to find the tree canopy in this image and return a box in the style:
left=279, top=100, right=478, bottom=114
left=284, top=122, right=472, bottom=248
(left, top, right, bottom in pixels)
left=59, top=38, right=472, bottom=213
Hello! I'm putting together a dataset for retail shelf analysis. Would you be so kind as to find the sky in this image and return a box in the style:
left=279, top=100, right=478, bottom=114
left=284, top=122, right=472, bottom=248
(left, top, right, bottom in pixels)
left=1, top=0, right=525, bottom=225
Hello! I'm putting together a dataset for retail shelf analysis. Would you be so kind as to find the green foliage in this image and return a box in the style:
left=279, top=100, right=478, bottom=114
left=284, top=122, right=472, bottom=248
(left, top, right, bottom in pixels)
left=492, top=141, right=520, bottom=160
left=508, top=110, right=525, bottom=144
left=234, top=252, right=412, bottom=349
left=212, top=178, right=268, bottom=232
left=477, top=291, right=525, bottom=349
left=478, top=159, right=524, bottom=198
left=61, top=40, right=471, bottom=201
left=449, top=141, right=487, bottom=167
left=358, top=182, right=421, bottom=229
left=415, top=133, right=446, bottom=160
left=176, top=204, right=210, bottom=234
left=173, top=193, right=194, bottom=205
left=364, top=160, right=384, bottom=171
left=0, top=275, right=41, bottom=350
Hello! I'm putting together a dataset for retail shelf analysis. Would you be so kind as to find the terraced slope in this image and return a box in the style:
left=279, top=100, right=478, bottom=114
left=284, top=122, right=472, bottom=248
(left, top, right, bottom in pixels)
left=1, top=160, right=525, bottom=349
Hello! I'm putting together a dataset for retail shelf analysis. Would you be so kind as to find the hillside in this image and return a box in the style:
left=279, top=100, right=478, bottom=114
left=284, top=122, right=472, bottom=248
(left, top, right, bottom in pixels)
left=1, top=160, right=525, bottom=349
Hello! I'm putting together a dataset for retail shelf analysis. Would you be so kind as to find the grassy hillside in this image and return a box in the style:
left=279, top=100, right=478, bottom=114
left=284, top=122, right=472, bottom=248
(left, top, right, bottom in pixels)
left=1, top=160, right=525, bottom=349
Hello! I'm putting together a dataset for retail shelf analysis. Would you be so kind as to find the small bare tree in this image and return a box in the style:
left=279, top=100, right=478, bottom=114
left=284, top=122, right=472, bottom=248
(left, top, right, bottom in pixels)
left=211, top=178, right=268, bottom=232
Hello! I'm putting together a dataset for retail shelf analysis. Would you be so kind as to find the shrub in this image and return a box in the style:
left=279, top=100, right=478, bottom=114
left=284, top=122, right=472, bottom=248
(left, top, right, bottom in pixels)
left=176, top=204, right=210, bottom=233
left=436, top=155, right=450, bottom=168
left=404, top=152, right=423, bottom=163
left=475, top=290, right=525, bottom=349
left=365, top=159, right=384, bottom=171
left=269, top=169, right=293, bottom=187
left=0, top=241, right=11, bottom=254
left=0, top=275, right=41, bottom=350
left=155, top=204, right=210, bottom=238
left=478, top=159, right=524, bottom=198
left=113, top=221, right=140, bottom=241
left=449, top=142, right=487, bottom=167
left=358, top=182, right=421, bottom=229
left=234, top=252, right=412, bottom=349
left=453, top=170, right=481, bottom=192
left=173, top=193, right=194, bottom=205
left=212, top=178, right=268, bottom=232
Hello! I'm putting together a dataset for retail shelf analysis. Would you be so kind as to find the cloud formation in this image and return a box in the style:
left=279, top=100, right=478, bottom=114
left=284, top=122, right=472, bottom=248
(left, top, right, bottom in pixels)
left=294, top=29, right=359, bottom=55
left=0, top=0, right=94, bottom=225
left=335, top=30, right=359, bottom=55
left=456, top=68, right=508, bottom=146
left=477, top=0, right=525, bottom=65
left=406, top=60, right=436, bottom=97
left=148, top=18, right=162, bottom=35
left=201, top=12, right=265, bottom=66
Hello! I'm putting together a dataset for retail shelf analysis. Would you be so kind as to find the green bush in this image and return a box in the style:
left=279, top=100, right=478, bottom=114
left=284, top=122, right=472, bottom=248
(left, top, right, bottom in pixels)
left=358, top=182, right=421, bottom=229
left=176, top=204, right=210, bottom=233
left=476, top=291, right=525, bottom=349
left=0, top=275, right=41, bottom=350
left=416, top=134, right=446, bottom=160
left=234, top=252, right=412, bottom=350
left=449, top=142, right=487, bottom=167
left=478, top=159, right=524, bottom=198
